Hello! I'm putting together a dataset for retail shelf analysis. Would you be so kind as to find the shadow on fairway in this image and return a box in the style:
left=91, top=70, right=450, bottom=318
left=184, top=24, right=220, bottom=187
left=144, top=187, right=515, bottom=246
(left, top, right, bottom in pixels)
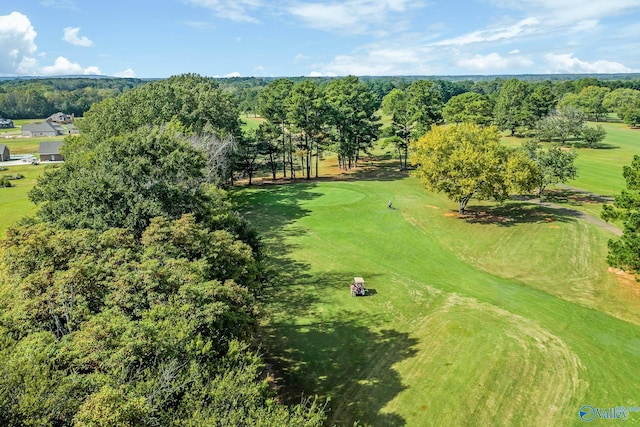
left=541, top=188, right=613, bottom=206
left=260, top=269, right=417, bottom=426
left=236, top=170, right=418, bottom=425
left=232, top=182, right=321, bottom=236
left=461, top=201, right=579, bottom=227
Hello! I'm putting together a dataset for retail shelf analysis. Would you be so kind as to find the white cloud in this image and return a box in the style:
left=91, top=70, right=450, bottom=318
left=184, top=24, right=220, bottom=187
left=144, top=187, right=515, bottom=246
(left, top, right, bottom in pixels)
left=83, top=66, right=102, bottom=75
left=40, top=0, right=78, bottom=10
left=40, top=56, right=83, bottom=75
left=288, top=0, right=425, bottom=35
left=321, top=49, right=427, bottom=76
left=183, top=0, right=263, bottom=23
left=224, top=71, right=241, bottom=78
left=308, top=71, right=324, bottom=77
left=489, top=0, right=640, bottom=24
left=114, top=68, right=136, bottom=78
left=434, top=17, right=539, bottom=46
left=457, top=52, right=533, bottom=71
left=0, top=12, right=38, bottom=75
left=63, top=27, right=94, bottom=47
left=544, top=53, right=634, bottom=73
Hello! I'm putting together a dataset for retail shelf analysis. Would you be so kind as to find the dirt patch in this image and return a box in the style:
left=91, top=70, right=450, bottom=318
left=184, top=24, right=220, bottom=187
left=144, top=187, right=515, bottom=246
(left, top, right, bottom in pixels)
left=443, top=211, right=460, bottom=218
left=426, top=205, right=440, bottom=210
left=548, top=225, right=561, bottom=229
left=608, top=267, right=640, bottom=298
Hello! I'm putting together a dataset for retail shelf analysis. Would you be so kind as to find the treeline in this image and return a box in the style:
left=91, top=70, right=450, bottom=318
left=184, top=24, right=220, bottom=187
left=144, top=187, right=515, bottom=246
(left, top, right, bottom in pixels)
left=2, top=74, right=640, bottom=184
left=0, top=77, right=148, bottom=119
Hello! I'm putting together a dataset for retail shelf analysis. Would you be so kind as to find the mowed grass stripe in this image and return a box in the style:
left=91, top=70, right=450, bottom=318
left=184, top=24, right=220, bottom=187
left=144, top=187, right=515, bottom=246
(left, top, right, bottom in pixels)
left=237, top=175, right=640, bottom=426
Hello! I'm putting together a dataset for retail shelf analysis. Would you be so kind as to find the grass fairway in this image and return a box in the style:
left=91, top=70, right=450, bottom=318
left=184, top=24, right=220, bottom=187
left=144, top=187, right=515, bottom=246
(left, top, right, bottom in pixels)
left=235, top=164, right=640, bottom=426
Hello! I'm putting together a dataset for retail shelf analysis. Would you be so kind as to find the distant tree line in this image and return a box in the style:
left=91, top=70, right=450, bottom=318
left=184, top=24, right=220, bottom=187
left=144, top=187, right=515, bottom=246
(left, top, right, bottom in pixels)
left=0, top=77, right=148, bottom=119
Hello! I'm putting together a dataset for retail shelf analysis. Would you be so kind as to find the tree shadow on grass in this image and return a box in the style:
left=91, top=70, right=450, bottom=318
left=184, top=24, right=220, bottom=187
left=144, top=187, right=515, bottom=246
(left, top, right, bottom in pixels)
left=570, top=141, right=620, bottom=149
left=542, top=188, right=613, bottom=206
left=231, top=182, right=320, bottom=236
left=259, top=270, right=416, bottom=426
left=460, top=201, right=579, bottom=227
left=234, top=176, right=417, bottom=425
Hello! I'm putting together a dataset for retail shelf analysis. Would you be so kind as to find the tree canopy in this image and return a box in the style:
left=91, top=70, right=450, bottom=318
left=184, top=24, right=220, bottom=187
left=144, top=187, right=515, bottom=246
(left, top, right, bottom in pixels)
left=29, top=125, right=210, bottom=237
left=602, top=155, right=640, bottom=275
left=410, top=123, right=538, bottom=213
left=0, top=216, right=324, bottom=426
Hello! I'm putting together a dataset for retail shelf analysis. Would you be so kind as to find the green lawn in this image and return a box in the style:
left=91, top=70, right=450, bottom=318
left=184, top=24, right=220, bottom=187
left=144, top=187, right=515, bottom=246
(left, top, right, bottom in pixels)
left=0, top=163, right=47, bottom=235
left=501, top=122, right=640, bottom=220
left=235, top=163, right=640, bottom=426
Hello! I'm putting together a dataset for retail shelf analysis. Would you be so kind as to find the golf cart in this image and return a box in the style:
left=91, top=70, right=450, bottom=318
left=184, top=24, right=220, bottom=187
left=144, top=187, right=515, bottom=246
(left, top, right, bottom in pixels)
left=351, top=277, right=366, bottom=297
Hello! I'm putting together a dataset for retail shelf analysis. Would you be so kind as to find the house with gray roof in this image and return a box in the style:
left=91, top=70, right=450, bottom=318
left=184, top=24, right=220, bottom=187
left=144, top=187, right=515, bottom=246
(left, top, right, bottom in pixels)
left=0, top=144, right=9, bottom=162
left=47, top=112, right=74, bottom=124
left=39, top=141, right=64, bottom=162
left=22, top=122, right=63, bottom=137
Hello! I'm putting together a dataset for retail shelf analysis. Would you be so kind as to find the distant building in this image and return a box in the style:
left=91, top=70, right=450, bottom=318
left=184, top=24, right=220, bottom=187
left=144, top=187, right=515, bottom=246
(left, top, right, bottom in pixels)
left=0, top=118, right=14, bottom=128
left=0, top=144, right=9, bottom=162
left=47, top=112, right=74, bottom=124
left=39, top=141, right=64, bottom=162
left=22, top=122, right=63, bottom=137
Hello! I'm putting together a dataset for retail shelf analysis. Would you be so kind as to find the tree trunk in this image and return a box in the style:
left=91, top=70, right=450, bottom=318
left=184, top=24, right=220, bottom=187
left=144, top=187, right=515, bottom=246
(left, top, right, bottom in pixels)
left=269, top=151, right=276, bottom=179
left=459, top=193, right=473, bottom=214
left=281, top=123, right=287, bottom=178
left=315, top=140, right=319, bottom=178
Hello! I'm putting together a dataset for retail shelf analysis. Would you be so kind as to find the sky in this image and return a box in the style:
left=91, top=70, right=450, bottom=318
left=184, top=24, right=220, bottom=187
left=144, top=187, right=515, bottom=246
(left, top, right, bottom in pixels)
left=1, top=0, right=640, bottom=79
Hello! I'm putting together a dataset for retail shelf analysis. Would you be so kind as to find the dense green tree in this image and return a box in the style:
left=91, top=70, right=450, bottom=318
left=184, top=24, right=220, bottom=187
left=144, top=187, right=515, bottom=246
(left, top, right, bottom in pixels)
left=494, top=79, right=534, bottom=136
left=29, top=125, right=209, bottom=236
left=527, top=81, right=558, bottom=121
left=410, top=123, right=538, bottom=213
left=603, top=88, right=640, bottom=126
left=286, top=80, right=328, bottom=179
left=559, top=85, right=610, bottom=122
left=536, top=107, right=585, bottom=145
left=522, top=140, right=577, bottom=196
left=259, top=79, right=294, bottom=178
left=577, top=85, right=611, bottom=121
left=581, top=124, right=607, bottom=147
left=236, top=129, right=262, bottom=185
left=443, top=92, right=493, bottom=125
left=406, top=80, right=444, bottom=136
left=325, top=76, right=381, bottom=169
left=0, top=216, right=324, bottom=425
left=255, top=121, right=282, bottom=180
left=602, top=155, right=640, bottom=275
left=381, top=88, right=414, bottom=169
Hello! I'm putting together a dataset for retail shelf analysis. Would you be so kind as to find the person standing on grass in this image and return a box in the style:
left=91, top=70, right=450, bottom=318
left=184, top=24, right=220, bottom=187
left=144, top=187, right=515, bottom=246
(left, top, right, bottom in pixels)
left=388, top=200, right=393, bottom=209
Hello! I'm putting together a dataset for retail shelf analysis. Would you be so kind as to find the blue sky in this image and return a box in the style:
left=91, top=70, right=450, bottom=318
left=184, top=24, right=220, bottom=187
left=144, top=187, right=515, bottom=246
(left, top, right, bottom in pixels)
left=2, top=0, right=640, bottom=78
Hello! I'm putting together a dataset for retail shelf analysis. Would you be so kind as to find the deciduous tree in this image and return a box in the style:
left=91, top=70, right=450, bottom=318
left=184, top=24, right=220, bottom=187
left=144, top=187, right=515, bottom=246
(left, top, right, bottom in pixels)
left=443, top=92, right=493, bottom=126
left=410, top=123, right=537, bottom=213
left=494, top=79, right=533, bottom=136
left=522, top=140, right=577, bottom=196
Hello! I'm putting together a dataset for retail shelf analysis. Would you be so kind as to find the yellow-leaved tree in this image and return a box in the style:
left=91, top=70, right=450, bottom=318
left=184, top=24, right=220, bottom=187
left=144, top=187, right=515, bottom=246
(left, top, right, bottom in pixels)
left=410, top=123, right=538, bottom=213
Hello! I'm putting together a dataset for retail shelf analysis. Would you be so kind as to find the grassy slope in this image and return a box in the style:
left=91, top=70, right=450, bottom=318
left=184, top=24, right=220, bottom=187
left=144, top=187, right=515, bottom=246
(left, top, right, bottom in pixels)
left=236, top=161, right=640, bottom=426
